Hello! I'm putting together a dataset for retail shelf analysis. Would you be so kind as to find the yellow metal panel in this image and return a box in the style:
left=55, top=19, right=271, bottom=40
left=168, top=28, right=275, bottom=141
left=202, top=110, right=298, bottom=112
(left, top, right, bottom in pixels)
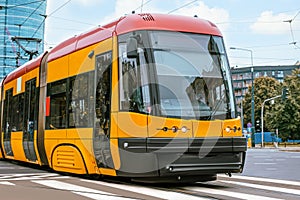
left=44, top=138, right=57, bottom=167
left=0, top=132, right=2, bottom=158
left=67, top=128, right=96, bottom=174
left=69, top=45, right=96, bottom=77
left=110, top=138, right=120, bottom=170
left=0, top=132, right=3, bottom=157
left=44, top=130, right=67, bottom=166
left=44, top=129, right=67, bottom=139
left=52, top=145, right=87, bottom=174
left=222, top=118, right=243, bottom=137
left=193, top=120, right=222, bottom=137
left=33, top=130, right=42, bottom=165
left=27, top=68, right=40, bottom=87
left=3, top=67, right=40, bottom=97
left=10, top=131, right=27, bottom=161
left=118, top=112, right=148, bottom=138
left=67, top=128, right=93, bottom=140
left=69, top=39, right=113, bottom=77
left=148, top=116, right=193, bottom=138
left=45, top=128, right=97, bottom=174
left=3, top=81, right=14, bottom=98
left=47, top=55, right=69, bottom=83
left=99, top=168, right=116, bottom=176
left=94, top=38, right=112, bottom=53
left=110, top=113, right=118, bottom=138
left=75, top=139, right=97, bottom=175
left=111, top=34, right=119, bottom=112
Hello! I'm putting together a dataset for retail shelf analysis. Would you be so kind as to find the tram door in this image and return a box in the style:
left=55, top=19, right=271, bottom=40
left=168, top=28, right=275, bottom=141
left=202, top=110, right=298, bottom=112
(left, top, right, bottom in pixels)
left=93, top=52, right=114, bottom=169
left=23, top=78, right=38, bottom=162
left=3, top=89, right=13, bottom=156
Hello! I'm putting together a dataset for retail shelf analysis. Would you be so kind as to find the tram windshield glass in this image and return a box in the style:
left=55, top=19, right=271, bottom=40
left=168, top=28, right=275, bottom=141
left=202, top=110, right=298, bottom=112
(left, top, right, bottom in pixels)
left=118, top=31, right=235, bottom=120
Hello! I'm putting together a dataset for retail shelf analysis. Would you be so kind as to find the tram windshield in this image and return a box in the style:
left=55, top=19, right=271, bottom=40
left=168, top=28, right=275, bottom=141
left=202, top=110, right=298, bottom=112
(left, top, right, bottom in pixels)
left=118, top=31, right=235, bottom=120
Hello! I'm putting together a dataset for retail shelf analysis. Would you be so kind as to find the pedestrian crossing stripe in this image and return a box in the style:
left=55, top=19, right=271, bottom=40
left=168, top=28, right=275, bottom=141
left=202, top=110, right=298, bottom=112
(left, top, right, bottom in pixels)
left=185, top=186, right=284, bottom=200
left=219, top=180, right=300, bottom=196
left=0, top=181, right=15, bottom=186
left=81, top=179, right=209, bottom=200
left=32, top=180, right=137, bottom=200
left=0, top=175, right=300, bottom=200
left=219, top=174, right=300, bottom=186
left=0, top=173, right=69, bottom=181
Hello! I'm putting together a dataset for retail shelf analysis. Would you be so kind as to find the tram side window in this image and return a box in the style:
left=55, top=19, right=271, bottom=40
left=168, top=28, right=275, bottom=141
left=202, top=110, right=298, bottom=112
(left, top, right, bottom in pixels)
left=11, top=94, right=24, bottom=132
left=3, top=89, right=13, bottom=134
left=2, top=89, right=24, bottom=132
left=3, top=89, right=14, bottom=156
left=95, top=52, right=111, bottom=136
left=69, top=73, right=93, bottom=128
left=118, top=43, right=150, bottom=114
left=46, top=80, right=67, bottom=129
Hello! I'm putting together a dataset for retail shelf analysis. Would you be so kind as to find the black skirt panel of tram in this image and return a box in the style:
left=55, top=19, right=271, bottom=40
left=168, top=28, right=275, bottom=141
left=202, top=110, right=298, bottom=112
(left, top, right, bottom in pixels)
left=117, top=137, right=247, bottom=177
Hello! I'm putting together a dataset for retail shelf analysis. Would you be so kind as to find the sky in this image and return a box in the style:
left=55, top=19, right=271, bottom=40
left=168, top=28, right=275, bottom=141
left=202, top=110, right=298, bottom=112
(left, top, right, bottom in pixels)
left=45, top=0, right=300, bottom=67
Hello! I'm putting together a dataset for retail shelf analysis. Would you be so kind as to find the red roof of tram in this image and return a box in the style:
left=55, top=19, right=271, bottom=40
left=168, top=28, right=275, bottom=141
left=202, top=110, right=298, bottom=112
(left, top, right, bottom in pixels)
left=48, top=13, right=222, bottom=62
left=3, top=13, right=222, bottom=85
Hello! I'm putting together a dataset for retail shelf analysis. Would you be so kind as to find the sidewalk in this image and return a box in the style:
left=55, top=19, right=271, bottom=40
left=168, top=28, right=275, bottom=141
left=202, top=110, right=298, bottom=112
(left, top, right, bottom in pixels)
left=249, top=146, right=300, bottom=152
left=278, top=147, right=300, bottom=152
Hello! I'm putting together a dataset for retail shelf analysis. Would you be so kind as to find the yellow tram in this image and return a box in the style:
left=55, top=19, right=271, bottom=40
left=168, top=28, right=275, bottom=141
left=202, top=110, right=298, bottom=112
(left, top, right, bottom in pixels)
left=0, top=13, right=246, bottom=183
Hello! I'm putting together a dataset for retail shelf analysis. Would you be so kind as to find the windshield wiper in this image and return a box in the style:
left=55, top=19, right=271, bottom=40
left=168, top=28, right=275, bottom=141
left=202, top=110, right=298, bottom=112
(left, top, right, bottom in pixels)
left=208, top=92, right=227, bottom=120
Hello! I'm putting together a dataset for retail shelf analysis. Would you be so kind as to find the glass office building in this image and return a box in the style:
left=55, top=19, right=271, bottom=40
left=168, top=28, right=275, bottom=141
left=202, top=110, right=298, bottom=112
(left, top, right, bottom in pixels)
left=0, top=0, right=47, bottom=80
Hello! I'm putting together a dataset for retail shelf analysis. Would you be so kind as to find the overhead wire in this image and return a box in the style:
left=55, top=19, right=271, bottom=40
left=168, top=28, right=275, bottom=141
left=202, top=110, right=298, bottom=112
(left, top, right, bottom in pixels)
left=49, top=16, right=97, bottom=26
left=167, top=0, right=198, bottom=14
left=283, top=10, right=300, bottom=49
left=216, top=8, right=300, bottom=27
left=31, top=0, right=72, bottom=39
left=133, top=0, right=154, bottom=13
left=21, top=1, right=45, bottom=26
left=47, top=0, right=72, bottom=17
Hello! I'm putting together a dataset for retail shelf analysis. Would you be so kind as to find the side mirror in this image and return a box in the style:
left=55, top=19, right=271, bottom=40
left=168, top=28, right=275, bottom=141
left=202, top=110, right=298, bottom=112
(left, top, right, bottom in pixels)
left=126, top=36, right=138, bottom=58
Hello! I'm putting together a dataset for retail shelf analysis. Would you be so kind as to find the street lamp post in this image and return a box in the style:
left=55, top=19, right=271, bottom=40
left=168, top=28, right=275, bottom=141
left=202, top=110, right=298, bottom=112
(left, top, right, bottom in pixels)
left=240, top=75, right=244, bottom=129
left=230, top=47, right=255, bottom=143
left=261, top=95, right=281, bottom=147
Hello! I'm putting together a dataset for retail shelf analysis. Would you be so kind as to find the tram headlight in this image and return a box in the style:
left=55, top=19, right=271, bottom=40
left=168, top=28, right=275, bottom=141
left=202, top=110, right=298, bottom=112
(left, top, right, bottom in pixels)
left=123, top=142, right=129, bottom=149
left=225, top=127, right=231, bottom=133
left=181, top=126, right=188, bottom=133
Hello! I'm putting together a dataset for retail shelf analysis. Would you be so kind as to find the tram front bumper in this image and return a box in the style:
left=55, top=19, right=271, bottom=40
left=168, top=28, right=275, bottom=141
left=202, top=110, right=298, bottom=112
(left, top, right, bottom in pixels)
left=116, top=137, right=247, bottom=177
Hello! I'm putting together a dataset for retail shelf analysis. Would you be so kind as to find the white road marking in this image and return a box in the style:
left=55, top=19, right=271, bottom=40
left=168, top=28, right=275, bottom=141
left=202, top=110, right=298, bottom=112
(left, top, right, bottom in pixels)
left=0, top=173, right=69, bottom=181
left=254, top=163, right=276, bottom=165
left=0, top=181, right=15, bottom=186
left=0, top=167, right=15, bottom=169
left=186, top=187, right=284, bottom=200
left=219, top=175, right=300, bottom=186
left=219, top=180, right=300, bottom=196
left=32, top=180, right=130, bottom=200
left=265, top=168, right=277, bottom=171
left=290, top=156, right=300, bottom=158
left=81, top=179, right=210, bottom=200
left=252, top=156, right=269, bottom=158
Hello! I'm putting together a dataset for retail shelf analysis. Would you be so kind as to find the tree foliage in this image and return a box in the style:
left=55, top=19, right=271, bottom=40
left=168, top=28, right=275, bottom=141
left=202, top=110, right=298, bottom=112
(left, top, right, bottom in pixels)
left=267, top=69, right=300, bottom=141
left=242, top=76, right=281, bottom=131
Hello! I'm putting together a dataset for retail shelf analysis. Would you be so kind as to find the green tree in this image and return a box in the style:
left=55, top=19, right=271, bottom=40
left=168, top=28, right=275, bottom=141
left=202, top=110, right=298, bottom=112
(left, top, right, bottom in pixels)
left=242, top=76, right=281, bottom=132
left=268, top=69, right=300, bottom=141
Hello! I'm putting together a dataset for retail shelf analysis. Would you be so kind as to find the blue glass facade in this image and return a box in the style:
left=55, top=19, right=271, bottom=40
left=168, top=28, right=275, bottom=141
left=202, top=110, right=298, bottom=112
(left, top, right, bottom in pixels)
left=0, top=0, right=47, bottom=80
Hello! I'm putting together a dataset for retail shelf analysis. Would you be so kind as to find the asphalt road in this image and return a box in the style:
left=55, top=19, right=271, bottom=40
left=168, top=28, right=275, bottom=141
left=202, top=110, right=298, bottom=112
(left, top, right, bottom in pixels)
left=0, top=149, right=300, bottom=200
left=241, top=148, right=300, bottom=181
left=0, top=160, right=48, bottom=174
